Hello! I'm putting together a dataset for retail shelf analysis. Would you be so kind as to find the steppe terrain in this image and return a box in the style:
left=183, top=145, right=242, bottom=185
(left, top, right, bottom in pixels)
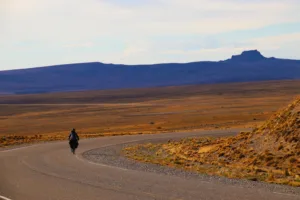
left=0, top=80, right=299, bottom=147
left=123, top=96, right=300, bottom=186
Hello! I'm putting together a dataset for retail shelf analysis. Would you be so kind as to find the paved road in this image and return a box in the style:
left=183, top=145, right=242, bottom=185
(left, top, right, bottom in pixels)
left=0, top=130, right=299, bottom=200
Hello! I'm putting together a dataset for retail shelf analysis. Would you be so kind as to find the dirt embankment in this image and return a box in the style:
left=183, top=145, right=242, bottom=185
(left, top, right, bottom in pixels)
left=124, top=97, right=300, bottom=186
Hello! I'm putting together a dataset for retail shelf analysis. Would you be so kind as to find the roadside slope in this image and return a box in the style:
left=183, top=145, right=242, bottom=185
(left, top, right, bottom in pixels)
left=124, top=97, right=300, bottom=186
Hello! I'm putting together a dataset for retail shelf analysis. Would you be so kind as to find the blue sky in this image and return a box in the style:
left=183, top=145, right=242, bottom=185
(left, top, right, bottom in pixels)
left=1, top=0, right=300, bottom=70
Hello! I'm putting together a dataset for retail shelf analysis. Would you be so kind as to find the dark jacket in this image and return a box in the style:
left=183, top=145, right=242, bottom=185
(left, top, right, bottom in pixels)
left=69, top=131, right=79, bottom=141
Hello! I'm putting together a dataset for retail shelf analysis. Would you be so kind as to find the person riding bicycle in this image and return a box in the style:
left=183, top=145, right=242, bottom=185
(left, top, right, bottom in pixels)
left=69, top=128, right=79, bottom=154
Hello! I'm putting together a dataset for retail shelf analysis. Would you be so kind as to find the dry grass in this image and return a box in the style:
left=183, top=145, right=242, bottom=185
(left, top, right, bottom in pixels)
left=123, top=96, right=300, bottom=186
left=1, top=80, right=300, bottom=147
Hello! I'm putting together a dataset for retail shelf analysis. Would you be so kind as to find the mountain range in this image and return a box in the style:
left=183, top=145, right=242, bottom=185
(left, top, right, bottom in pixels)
left=0, top=50, right=300, bottom=94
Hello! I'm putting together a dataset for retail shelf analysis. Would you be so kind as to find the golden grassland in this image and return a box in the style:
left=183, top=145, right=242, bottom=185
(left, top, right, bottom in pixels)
left=0, top=80, right=300, bottom=147
left=123, top=97, right=300, bottom=186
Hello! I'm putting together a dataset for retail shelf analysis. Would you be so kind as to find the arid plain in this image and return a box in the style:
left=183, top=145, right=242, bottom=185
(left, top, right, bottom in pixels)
left=0, top=80, right=299, bottom=147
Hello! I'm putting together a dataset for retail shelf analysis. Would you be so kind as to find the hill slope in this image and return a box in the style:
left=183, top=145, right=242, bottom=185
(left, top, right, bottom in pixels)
left=200, top=97, right=300, bottom=185
left=124, top=97, right=300, bottom=186
left=1, top=50, right=300, bottom=94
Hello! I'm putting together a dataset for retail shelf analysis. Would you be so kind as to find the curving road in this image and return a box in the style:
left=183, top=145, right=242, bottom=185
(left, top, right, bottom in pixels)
left=0, top=129, right=299, bottom=200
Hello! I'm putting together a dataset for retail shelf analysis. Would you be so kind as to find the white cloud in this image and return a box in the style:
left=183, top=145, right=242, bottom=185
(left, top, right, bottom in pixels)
left=1, top=0, right=300, bottom=69
left=62, top=42, right=94, bottom=48
left=3, top=0, right=299, bottom=40
left=252, top=32, right=300, bottom=46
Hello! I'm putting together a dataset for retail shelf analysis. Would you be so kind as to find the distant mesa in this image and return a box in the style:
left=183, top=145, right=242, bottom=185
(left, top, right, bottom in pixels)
left=229, top=50, right=266, bottom=62
left=0, top=49, right=300, bottom=94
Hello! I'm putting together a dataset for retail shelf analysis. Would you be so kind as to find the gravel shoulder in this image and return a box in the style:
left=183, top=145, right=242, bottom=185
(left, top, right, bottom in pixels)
left=82, top=136, right=300, bottom=196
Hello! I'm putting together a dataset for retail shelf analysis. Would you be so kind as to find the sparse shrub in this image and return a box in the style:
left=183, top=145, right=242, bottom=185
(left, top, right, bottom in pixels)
left=290, top=181, right=300, bottom=187
left=247, top=177, right=258, bottom=181
left=267, top=172, right=275, bottom=181
left=266, top=161, right=274, bottom=167
left=285, top=169, right=290, bottom=176
left=257, top=154, right=265, bottom=160
left=290, top=157, right=297, bottom=163
left=174, top=158, right=183, bottom=165
left=265, top=156, right=273, bottom=162
left=283, top=153, right=293, bottom=159
left=239, top=154, right=245, bottom=159
left=278, top=144, right=284, bottom=150
left=219, top=152, right=225, bottom=157
left=255, top=168, right=267, bottom=173
left=289, top=137, right=298, bottom=143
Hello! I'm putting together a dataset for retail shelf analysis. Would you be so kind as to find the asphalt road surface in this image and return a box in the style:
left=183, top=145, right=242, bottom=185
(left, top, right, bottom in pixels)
left=0, top=129, right=299, bottom=200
